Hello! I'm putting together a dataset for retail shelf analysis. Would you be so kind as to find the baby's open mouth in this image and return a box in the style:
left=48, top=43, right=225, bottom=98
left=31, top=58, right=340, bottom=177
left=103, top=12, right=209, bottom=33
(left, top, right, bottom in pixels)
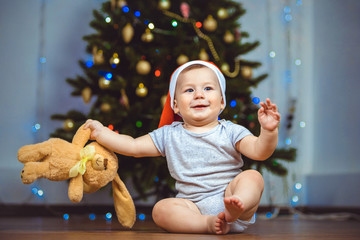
left=192, top=105, right=208, bottom=109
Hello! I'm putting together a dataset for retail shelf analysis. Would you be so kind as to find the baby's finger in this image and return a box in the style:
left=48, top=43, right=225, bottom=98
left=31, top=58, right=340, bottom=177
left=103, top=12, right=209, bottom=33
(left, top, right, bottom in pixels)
left=266, top=98, right=272, bottom=106
left=272, top=103, right=278, bottom=112
left=259, top=102, right=267, bottom=110
left=84, top=119, right=92, bottom=129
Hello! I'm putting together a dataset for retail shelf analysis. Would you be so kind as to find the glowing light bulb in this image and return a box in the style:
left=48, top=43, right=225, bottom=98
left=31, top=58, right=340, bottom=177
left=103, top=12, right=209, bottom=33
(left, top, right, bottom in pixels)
left=295, top=59, right=302, bottom=66
left=284, top=6, right=291, bottom=13
left=171, top=20, right=178, bottom=27
left=295, top=183, right=302, bottom=190
left=230, top=100, right=237, bottom=107
left=105, top=17, right=111, bottom=23
left=63, top=214, right=69, bottom=220
left=252, top=97, right=260, bottom=104
left=122, top=6, right=129, bottom=13
left=32, top=187, right=38, bottom=194
left=37, top=189, right=44, bottom=197
left=285, top=138, right=292, bottom=145
left=299, top=121, right=306, bottom=128
left=134, top=11, right=141, bottom=17
left=285, top=14, right=292, bottom=22
left=89, top=213, right=96, bottom=220
left=105, top=212, right=112, bottom=220
left=136, top=121, right=143, bottom=128
left=148, top=23, right=155, bottom=29
left=269, top=51, right=276, bottom=58
left=105, top=73, right=113, bottom=80
left=138, top=214, right=146, bottom=220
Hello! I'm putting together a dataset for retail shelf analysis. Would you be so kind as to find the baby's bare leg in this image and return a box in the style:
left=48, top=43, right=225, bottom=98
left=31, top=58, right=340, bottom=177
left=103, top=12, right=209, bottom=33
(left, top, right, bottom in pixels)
left=152, top=198, right=229, bottom=234
left=224, top=169, right=264, bottom=222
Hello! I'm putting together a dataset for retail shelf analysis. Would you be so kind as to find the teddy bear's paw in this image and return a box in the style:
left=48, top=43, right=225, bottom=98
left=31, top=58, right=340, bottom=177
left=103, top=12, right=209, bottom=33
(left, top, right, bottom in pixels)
left=21, top=165, right=38, bottom=184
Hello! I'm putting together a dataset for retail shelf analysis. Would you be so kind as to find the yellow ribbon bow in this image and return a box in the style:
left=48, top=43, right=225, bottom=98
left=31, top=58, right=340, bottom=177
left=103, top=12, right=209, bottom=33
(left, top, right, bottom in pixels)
left=69, top=145, right=96, bottom=178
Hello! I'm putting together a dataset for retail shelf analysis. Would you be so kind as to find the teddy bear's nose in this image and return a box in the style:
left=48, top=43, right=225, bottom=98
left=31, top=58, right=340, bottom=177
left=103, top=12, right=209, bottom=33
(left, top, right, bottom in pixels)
left=104, top=158, right=108, bottom=170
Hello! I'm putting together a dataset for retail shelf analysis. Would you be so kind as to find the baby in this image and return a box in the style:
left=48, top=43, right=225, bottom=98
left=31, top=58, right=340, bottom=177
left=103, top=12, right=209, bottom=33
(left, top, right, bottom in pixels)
left=84, top=60, right=280, bottom=234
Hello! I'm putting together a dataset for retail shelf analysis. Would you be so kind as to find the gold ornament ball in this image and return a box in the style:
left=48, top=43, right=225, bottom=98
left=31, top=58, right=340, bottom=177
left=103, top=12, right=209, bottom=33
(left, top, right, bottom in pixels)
left=177, top=54, right=189, bottom=65
left=223, top=30, right=235, bottom=43
left=109, top=57, right=120, bottom=65
left=136, top=83, right=148, bottom=97
left=93, top=48, right=104, bottom=65
left=158, top=0, right=171, bottom=10
left=82, top=87, right=92, bottom=104
left=217, top=8, right=229, bottom=19
left=136, top=60, right=151, bottom=75
left=100, top=103, right=111, bottom=112
left=161, top=95, right=167, bottom=107
left=122, top=23, right=134, bottom=43
left=99, top=77, right=111, bottom=89
left=203, top=15, right=217, bottom=32
left=199, top=48, right=209, bottom=61
left=141, top=29, right=154, bottom=42
left=109, top=53, right=120, bottom=65
left=64, top=119, right=75, bottom=131
left=241, top=66, right=253, bottom=79
left=221, top=63, right=230, bottom=72
left=117, top=0, right=127, bottom=8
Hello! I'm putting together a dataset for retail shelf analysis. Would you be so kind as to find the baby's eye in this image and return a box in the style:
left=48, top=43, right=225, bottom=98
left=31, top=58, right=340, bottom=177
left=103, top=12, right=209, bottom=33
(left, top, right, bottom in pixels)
left=204, top=87, right=213, bottom=91
left=185, top=89, right=194, bottom=93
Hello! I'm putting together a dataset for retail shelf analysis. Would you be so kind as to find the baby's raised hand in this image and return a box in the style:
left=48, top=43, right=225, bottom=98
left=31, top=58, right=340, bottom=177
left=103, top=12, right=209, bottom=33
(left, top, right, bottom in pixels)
left=84, top=119, right=104, bottom=140
left=258, top=98, right=280, bottom=132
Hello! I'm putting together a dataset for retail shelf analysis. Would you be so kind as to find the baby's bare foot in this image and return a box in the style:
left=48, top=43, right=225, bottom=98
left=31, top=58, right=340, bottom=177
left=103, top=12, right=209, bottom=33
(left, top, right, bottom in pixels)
left=224, top=196, right=245, bottom=222
left=208, top=212, right=229, bottom=234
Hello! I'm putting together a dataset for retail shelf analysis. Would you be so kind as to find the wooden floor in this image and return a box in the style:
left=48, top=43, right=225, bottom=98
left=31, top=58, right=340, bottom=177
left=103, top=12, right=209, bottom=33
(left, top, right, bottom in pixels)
left=1, top=215, right=360, bottom=240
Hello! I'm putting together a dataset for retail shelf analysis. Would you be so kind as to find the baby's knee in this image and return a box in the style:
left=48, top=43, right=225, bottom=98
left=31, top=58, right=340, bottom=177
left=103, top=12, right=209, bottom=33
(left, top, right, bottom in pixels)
left=152, top=199, right=168, bottom=224
left=242, top=170, right=264, bottom=187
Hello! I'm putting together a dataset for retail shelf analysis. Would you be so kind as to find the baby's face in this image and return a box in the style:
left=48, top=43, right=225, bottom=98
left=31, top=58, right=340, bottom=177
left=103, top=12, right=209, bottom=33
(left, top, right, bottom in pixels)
left=173, top=67, right=224, bottom=125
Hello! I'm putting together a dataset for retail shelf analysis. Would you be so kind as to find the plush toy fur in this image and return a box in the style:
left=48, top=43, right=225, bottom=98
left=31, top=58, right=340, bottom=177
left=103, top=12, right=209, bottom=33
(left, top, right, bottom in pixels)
left=17, top=123, right=136, bottom=228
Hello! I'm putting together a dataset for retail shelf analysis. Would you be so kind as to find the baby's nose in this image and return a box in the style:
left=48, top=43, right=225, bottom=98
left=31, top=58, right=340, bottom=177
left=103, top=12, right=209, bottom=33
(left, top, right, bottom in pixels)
left=194, top=90, right=205, bottom=98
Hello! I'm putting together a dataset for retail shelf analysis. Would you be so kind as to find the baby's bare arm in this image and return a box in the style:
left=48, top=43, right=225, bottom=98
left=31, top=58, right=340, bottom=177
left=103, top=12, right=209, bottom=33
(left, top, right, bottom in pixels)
left=84, top=119, right=161, bottom=158
left=236, top=98, right=280, bottom=160
left=236, top=128, right=278, bottom=160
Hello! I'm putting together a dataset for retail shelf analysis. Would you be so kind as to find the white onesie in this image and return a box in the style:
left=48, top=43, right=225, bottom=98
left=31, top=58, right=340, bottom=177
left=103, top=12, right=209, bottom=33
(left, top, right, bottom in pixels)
left=149, top=120, right=255, bottom=232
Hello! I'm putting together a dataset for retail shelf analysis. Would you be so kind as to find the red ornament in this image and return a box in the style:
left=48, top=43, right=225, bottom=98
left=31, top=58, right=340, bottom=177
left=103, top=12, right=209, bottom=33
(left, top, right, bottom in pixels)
left=180, top=2, right=190, bottom=18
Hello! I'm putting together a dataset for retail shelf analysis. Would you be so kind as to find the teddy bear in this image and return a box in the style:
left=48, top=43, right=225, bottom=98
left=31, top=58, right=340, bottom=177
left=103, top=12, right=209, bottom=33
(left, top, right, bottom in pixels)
left=17, top=123, right=136, bottom=228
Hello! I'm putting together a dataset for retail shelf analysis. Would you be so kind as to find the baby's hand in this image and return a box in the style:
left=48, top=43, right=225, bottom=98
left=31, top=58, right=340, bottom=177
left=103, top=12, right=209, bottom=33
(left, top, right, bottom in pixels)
left=258, top=98, right=280, bottom=132
left=84, top=119, right=104, bottom=140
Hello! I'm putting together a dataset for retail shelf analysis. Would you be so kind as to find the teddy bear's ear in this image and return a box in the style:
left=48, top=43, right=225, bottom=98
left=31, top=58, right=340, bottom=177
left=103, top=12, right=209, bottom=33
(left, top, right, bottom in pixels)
left=72, top=123, right=91, bottom=147
left=112, top=174, right=136, bottom=228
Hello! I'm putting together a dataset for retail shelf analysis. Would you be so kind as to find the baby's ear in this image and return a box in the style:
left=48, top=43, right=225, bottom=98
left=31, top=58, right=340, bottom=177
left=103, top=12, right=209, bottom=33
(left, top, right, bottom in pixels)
left=220, top=97, right=225, bottom=110
left=173, top=100, right=180, bottom=114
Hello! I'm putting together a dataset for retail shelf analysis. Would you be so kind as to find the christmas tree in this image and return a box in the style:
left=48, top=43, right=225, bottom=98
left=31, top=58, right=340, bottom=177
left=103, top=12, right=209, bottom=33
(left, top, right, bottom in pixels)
left=51, top=0, right=295, bottom=201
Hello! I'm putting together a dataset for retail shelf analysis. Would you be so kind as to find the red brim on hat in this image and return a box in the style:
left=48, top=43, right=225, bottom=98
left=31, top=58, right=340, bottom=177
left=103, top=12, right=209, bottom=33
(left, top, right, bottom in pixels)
left=158, top=92, right=182, bottom=128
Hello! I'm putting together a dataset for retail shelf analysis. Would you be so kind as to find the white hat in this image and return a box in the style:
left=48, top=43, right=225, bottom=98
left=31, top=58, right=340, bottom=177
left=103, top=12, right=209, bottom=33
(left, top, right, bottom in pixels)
left=169, top=60, right=226, bottom=110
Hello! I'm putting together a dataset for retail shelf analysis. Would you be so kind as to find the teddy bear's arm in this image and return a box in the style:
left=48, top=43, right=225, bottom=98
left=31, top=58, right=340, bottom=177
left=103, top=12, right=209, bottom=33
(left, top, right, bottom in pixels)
left=72, top=124, right=91, bottom=148
left=68, top=174, right=84, bottom=203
